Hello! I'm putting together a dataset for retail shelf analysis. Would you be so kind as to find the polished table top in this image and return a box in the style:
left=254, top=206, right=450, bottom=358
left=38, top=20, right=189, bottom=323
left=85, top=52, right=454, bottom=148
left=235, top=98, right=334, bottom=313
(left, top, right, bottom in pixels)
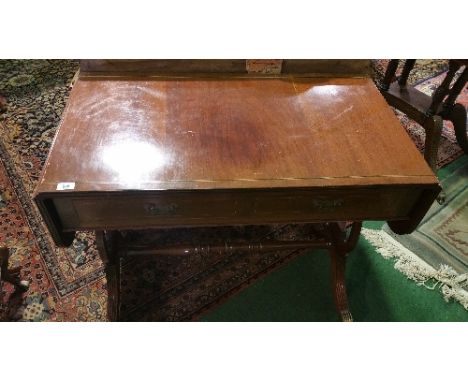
left=36, top=76, right=435, bottom=193
left=34, top=75, right=440, bottom=246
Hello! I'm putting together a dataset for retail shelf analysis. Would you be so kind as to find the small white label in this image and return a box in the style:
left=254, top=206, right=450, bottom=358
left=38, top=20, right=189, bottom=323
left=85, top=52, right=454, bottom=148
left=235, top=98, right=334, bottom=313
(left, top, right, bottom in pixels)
left=56, top=182, right=75, bottom=191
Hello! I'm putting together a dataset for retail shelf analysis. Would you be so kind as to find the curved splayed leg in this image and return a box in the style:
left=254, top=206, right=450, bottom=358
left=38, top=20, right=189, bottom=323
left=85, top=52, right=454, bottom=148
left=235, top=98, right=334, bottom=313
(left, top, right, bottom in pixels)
left=326, top=222, right=362, bottom=322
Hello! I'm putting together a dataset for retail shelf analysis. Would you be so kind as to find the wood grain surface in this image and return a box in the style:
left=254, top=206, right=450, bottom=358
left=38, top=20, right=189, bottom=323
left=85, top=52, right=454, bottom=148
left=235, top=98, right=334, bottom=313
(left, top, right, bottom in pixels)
left=33, top=74, right=439, bottom=245
left=35, top=76, right=434, bottom=193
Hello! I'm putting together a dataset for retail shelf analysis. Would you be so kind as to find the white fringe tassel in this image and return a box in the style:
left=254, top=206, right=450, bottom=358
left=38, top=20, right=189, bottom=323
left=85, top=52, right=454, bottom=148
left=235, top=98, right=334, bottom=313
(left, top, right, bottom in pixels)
left=361, top=228, right=468, bottom=310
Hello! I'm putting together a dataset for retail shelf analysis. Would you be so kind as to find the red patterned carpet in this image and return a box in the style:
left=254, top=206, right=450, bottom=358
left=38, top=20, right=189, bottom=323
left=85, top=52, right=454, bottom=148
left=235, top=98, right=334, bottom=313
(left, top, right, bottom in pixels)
left=0, top=60, right=466, bottom=321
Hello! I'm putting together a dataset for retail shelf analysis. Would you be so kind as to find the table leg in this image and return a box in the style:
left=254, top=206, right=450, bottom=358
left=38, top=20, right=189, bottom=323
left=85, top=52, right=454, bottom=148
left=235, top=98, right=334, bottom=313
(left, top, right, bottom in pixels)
left=326, top=222, right=362, bottom=322
left=329, top=246, right=353, bottom=322
left=96, top=231, right=121, bottom=321
left=95, top=223, right=363, bottom=322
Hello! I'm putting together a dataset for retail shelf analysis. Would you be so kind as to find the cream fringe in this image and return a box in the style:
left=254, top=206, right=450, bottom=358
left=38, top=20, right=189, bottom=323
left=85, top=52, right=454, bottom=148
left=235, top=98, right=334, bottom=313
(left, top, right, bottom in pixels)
left=361, top=228, right=468, bottom=310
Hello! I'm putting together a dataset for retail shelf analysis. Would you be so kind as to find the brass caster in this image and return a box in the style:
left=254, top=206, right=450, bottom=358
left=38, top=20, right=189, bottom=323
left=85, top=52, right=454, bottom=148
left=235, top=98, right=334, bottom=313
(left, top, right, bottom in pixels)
left=437, top=191, right=446, bottom=205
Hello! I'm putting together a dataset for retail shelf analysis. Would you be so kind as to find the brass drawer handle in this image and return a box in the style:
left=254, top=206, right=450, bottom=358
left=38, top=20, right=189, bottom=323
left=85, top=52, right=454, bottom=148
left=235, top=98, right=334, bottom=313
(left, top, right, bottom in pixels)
left=144, top=202, right=178, bottom=215
left=312, top=199, right=344, bottom=210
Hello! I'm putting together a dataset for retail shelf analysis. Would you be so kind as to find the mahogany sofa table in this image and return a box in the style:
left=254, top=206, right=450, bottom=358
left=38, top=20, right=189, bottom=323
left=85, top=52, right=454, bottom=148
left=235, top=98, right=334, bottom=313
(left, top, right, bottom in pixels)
left=34, top=73, right=440, bottom=321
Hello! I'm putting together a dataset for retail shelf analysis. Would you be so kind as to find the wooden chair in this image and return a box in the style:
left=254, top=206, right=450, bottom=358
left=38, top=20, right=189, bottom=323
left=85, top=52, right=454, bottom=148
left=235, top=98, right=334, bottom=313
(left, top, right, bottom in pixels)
left=379, top=59, right=468, bottom=171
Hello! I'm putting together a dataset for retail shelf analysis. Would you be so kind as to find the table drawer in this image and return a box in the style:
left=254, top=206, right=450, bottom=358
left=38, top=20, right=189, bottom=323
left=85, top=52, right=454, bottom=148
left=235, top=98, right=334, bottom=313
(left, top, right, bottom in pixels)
left=50, top=186, right=423, bottom=231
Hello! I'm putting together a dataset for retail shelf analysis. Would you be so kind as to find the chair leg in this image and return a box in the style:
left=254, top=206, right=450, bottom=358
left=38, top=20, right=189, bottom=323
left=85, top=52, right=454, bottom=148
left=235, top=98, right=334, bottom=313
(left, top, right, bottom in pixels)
left=0, top=95, right=6, bottom=113
left=428, top=61, right=461, bottom=115
left=449, top=103, right=468, bottom=154
left=422, top=115, right=443, bottom=172
left=0, top=247, right=29, bottom=292
left=421, top=115, right=446, bottom=204
left=381, top=59, right=400, bottom=91
left=398, top=59, right=416, bottom=86
left=443, top=66, right=467, bottom=110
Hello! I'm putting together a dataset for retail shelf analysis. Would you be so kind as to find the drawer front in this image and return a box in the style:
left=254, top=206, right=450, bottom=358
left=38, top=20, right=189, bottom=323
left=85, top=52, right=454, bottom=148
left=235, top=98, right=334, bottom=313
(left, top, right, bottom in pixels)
left=52, top=187, right=423, bottom=231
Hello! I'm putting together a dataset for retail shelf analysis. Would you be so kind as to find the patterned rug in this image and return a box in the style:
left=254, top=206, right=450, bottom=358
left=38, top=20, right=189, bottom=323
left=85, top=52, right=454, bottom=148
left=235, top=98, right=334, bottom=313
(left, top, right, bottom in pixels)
left=361, top=157, right=468, bottom=311
left=0, top=60, right=466, bottom=321
left=383, top=156, right=468, bottom=275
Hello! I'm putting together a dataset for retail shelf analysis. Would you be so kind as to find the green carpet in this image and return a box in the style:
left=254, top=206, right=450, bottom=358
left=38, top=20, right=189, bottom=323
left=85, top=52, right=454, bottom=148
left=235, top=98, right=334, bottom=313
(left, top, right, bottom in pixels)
left=201, top=158, right=468, bottom=322
left=383, top=155, right=468, bottom=274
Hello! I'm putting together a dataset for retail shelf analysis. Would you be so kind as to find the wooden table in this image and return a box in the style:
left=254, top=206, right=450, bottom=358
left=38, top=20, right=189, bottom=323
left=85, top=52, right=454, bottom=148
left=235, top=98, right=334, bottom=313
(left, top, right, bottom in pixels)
left=33, top=68, right=440, bottom=321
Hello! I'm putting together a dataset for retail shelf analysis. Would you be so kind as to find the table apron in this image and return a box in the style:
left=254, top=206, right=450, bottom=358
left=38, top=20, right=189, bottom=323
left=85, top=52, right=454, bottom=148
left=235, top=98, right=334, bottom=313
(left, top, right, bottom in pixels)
left=44, top=186, right=423, bottom=231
